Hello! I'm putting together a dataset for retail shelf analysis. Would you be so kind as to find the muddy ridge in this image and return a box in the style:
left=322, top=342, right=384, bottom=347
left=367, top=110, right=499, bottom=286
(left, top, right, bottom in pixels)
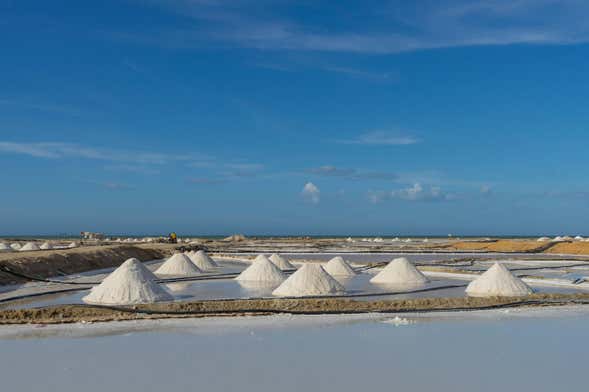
left=0, top=244, right=177, bottom=285
left=2, top=293, right=588, bottom=325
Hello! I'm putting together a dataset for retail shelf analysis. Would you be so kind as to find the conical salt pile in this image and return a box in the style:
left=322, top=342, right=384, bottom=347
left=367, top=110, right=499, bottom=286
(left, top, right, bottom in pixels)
left=272, top=264, right=345, bottom=297
left=269, top=253, right=295, bottom=270
left=235, top=255, right=286, bottom=282
left=40, top=242, right=53, bottom=250
left=68, top=242, right=78, bottom=248
left=155, top=253, right=202, bottom=276
left=83, top=258, right=173, bottom=305
left=466, top=263, right=533, bottom=297
left=0, top=243, right=12, bottom=252
left=19, top=242, right=40, bottom=251
left=324, top=256, right=356, bottom=277
left=370, top=257, right=429, bottom=286
left=188, top=250, right=218, bottom=270
left=10, top=243, right=21, bottom=250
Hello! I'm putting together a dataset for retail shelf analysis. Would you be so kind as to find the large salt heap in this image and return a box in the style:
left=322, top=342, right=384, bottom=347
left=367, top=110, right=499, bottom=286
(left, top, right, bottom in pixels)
left=370, top=257, right=429, bottom=286
left=269, top=253, right=295, bottom=270
left=235, top=255, right=286, bottom=282
left=188, top=250, right=218, bottom=270
left=272, top=264, right=345, bottom=297
left=324, top=256, right=356, bottom=277
left=10, top=243, right=21, bottom=250
left=83, top=258, right=173, bottom=305
left=466, top=263, right=533, bottom=297
left=19, top=242, right=40, bottom=251
left=40, top=242, right=53, bottom=250
left=0, top=243, right=12, bottom=252
left=155, top=253, right=202, bottom=276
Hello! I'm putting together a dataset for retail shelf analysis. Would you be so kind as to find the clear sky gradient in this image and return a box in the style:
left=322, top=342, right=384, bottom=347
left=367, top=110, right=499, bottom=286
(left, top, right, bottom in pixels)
left=1, top=0, right=588, bottom=236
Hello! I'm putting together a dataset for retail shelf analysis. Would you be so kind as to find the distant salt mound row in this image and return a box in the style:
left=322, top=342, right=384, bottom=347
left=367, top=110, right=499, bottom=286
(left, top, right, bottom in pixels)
left=574, top=236, right=584, bottom=241
left=188, top=250, right=218, bottom=270
left=83, top=258, right=173, bottom=305
left=466, top=263, right=533, bottom=297
left=40, top=242, right=53, bottom=250
left=370, top=257, right=429, bottom=286
left=537, top=237, right=550, bottom=242
left=155, top=253, right=202, bottom=276
left=19, top=242, right=40, bottom=251
left=235, top=255, right=286, bottom=282
left=224, top=234, right=246, bottom=242
left=324, top=256, right=356, bottom=277
left=0, top=243, right=12, bottom=252
left=273, top=264, right=345, bottom=297
left=10, top=243, right=22, bottom=250
left=269, top=253, right=295, bottom=270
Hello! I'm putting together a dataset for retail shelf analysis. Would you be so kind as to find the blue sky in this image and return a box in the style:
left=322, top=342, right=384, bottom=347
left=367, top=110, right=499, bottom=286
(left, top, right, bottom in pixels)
left=1, top=0, right=589, bottom=236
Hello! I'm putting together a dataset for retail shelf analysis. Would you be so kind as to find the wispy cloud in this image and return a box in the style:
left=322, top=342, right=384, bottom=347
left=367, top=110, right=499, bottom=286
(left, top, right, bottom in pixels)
left=337, top=131, right=420, bottom=146
left=302, top=182, right=320, bottom=204
left=188, top=177, right=225, bottom=185
left=123, top=1, right=589, bottom=54
left=104, top=164, right=161, bottom=175
left=309, top=165, right=398, bottom=181
left=0, top=141, right=208, bottom=165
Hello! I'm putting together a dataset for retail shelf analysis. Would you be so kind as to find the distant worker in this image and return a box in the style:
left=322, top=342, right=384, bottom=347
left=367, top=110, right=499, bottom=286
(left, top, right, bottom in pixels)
left=169, top=232, right=177, bottom=243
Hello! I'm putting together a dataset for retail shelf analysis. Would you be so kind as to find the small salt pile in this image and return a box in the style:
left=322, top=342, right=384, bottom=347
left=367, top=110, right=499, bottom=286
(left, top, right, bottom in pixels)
left=19, top=242, right=40, bottom=251
left=269, top=253, right=295, bottom=270
left=272, top=264, right=345, bottom=297
left=235, top=255, right=286, bottom=282
left=83, top=258, right=173, bottom=305
left=10, top=243, right=22, bottom=250
left=370, top=257, right=429, bottom=286
left=466, top=263, right=533, bottom=297
left=155, top=253, right=202, bottom=276
left=188, top=250, right=218, bottom=270
left=68, top=242, right=78, bottom=248
left=40, top=242, right=53, bottom=250
left=0, top=242, right=12, bottom=252
left=324, top=256, right=356, bottom=277
left=537, top=237, right=550, bottom=242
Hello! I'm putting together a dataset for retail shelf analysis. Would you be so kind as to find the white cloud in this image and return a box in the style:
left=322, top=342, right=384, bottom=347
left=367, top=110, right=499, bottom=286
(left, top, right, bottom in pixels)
left=337, top=131, right=420, bottom=146
left=127, top=1, right=589, bottom=54
left=0, top=141, right=207, bottom=165
left=302, top=182, right=320, bottom=204
left=369, top=183, right=453, bottom=203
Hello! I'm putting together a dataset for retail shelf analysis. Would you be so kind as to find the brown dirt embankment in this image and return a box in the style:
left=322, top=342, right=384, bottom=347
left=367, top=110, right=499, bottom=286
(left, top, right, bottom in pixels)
left=2, top=293, right=588, bottom=325
left=449, top=240, right=556, bottom=253
left=544, top=241, right=589, bottom=255
left=0, top=244, right=177, bottom=285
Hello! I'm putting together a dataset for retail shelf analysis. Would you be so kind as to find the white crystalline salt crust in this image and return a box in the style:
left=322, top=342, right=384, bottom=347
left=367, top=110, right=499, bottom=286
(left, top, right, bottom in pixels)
left=235, top=255, right=286, bottom=282
left=188, top=250, right=218, bottom=270
left=83, top=258, right=173, bottom=305
left=155, top=253, right=202, bottom=276
left=323, top=256, right=356, bottom=277
left=369, top=257, right=429, bottom=286
left=466, top=262, right=533, bottom=297
left=272, top=264, right=345, bottom=297
left=269, top=253, right=295, bottom=270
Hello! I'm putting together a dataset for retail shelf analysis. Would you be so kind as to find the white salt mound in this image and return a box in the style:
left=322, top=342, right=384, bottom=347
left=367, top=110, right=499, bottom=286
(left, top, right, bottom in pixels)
left=466, top=263, right=533, bottom=297
left=83, top=258, right=173, bottom=305
left=0, top=243, right=12, bottom=252
left=235, top=255, right=286, bottom=282
left=19, top=242, right=40, bottom=251
left=155, top=253, right=202, bottom=276
left=189, top=250, right=218, bottom=270
left=370, top=257, right=429, bottom=286
left=10, top=243, right=22, bottom=250
left=68, top=242, right=78, bottom=248
left=269, top=253, right=295, bottom=270
left=324, top=256, right=356, bottom=277
left=40, top=242, right=53, bottom=250
left=272, top=264, right=345, bottom=297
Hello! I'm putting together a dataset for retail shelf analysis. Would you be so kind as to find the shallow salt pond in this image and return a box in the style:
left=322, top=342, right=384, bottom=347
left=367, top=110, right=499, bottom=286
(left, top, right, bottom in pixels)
left=1, top=306, right=589, bottom=391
